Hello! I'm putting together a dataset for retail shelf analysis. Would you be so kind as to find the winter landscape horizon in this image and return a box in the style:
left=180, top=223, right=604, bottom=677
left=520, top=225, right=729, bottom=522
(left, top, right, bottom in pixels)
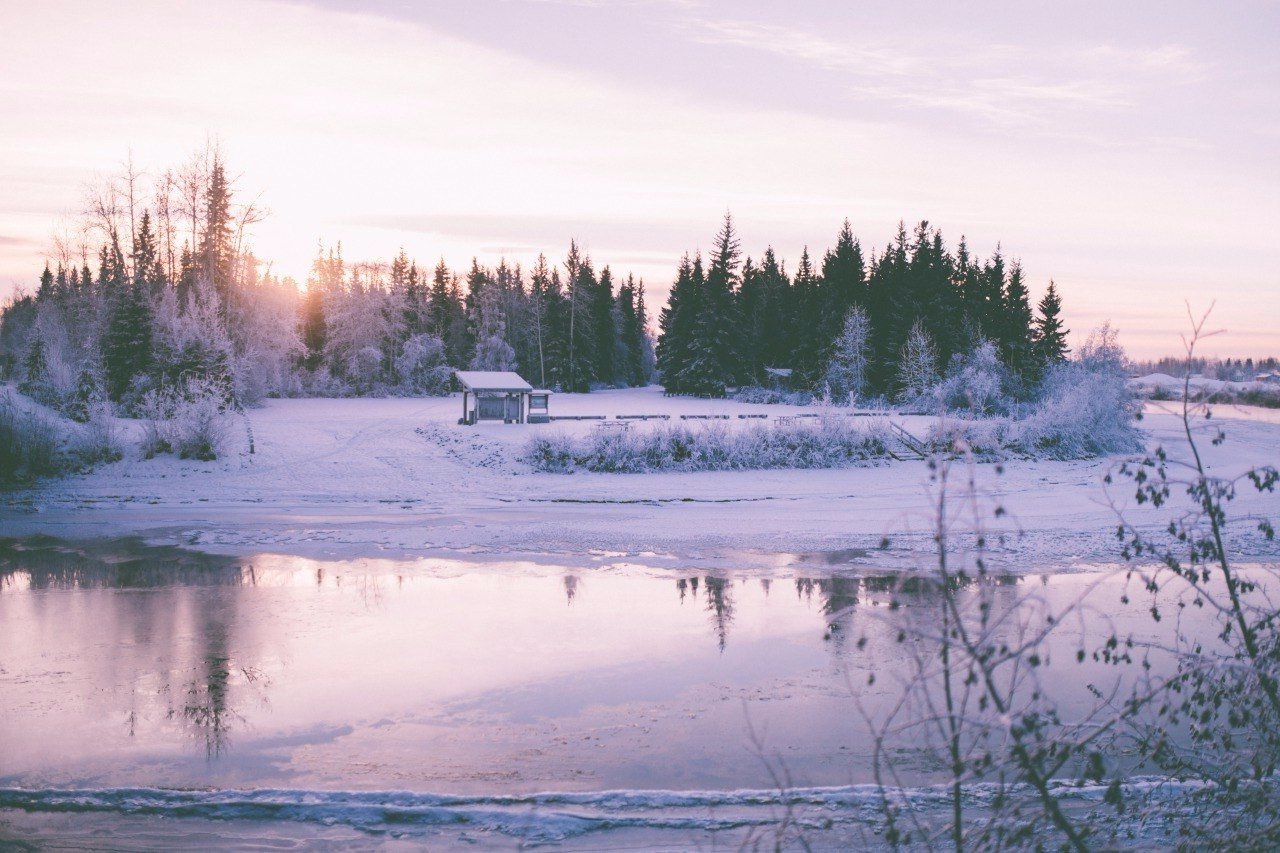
left=2, top=1, right=1279, bottom=850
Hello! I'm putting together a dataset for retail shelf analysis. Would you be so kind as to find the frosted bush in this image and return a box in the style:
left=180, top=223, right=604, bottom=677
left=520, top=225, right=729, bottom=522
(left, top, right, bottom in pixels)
left=938, top=340, right=1011, bottom=416
left=77, top=401, right=123, bottom=465
left=170, top=378, right=232, bottom=460
left=526, top=418, right=889, bottom=473
left=733, top=386, right=815, bottom=406
left=304, top=367, right=353, bottom=397
left=395, top=334, right=454, bottom=395
left=0, top=389, right=69, bottom=482
left=1012, top=360, right=1142, bottom=458
left=138, top=388, right=175, bottom=458
left=137, top=376, right=233, bottom=461
left=347, top=346, right=385, bottom=393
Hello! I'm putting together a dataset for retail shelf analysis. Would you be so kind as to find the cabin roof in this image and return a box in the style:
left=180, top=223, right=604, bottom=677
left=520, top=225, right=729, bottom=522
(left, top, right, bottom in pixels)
left=454, top=370, right=533, bottom=392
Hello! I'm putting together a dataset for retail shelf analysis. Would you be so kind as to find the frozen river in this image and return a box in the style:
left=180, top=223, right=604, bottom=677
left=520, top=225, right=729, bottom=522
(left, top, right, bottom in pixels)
left=0, top=536, right=1267, bottom=847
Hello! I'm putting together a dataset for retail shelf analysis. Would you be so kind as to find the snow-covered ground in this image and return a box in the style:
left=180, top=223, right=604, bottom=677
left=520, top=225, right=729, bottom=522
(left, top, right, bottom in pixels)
left=1129, top=372, right=1280, bottom=398
left=3, top=386, right=1277, bottom=571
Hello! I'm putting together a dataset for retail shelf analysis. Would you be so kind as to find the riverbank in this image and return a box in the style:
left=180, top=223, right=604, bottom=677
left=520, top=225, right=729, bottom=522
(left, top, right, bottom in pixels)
left=2, top=388, right=1277, bottom=571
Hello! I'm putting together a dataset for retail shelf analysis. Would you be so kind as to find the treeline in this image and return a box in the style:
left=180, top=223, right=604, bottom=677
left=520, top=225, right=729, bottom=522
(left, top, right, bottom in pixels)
left=0, top=148, right=655, bottom=417
left=657, top=215, right=1069, bottom=400
left=299, top=240, right=653, bottom=396
left=1130, top=355, right=1279, bottom=381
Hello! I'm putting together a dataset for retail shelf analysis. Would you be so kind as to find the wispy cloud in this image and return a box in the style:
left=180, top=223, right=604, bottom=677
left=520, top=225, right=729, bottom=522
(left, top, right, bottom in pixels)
left=681, top=17, right=1199, bottom=130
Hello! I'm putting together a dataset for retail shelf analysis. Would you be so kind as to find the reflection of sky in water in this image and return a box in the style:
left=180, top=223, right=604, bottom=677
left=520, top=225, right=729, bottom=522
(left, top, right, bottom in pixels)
left=0, top=538, right=1240, bottom=794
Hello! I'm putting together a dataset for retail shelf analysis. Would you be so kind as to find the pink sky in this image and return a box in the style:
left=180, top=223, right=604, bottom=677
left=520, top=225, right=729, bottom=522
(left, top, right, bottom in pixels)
left=0, top=0, right=1276, bottom=357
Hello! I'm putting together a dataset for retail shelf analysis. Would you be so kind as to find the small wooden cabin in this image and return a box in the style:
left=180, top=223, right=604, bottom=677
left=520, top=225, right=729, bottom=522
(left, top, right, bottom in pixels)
left=455, top=371, right=536, bottom=424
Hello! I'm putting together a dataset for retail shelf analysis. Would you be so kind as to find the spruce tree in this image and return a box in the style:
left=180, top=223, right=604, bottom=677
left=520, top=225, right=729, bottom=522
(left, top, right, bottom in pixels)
left=790, top=247, right=821, bottom=383
left=617, top=274, right=646, bottom=386
left=563, top=244, right=598, bottom=392
left=199, top=154, right=236, bottom=302
left=687, top=213, right=742, bottom=393
left=591, top=265, right=617, bottom=386
left=819, top=220, right=866, bottom=347
left=1034, top=280, right=1069, bottom=366
left=656, top=253, right=699, bottom=393
left=756, top=248, right=790, bottom=374
left=999, top=259, right=1035, bottom=383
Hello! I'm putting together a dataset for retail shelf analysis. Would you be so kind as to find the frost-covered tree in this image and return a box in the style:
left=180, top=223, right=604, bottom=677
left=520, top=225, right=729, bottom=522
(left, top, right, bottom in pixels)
left=825, top=305, right=871, bottom=405
left=896, top=320, right=938, bottom=404
left=1078, top=319, right=1125, bottom=374
left=469, top=283, right=517, bottom=372
left=939, top=338, right=1009, bottom=415
left=395, top=333, right=452, bottom=395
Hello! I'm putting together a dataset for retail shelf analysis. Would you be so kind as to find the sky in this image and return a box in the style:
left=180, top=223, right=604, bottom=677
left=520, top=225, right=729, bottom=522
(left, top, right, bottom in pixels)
left=0, top=0, right=1277, bottom=358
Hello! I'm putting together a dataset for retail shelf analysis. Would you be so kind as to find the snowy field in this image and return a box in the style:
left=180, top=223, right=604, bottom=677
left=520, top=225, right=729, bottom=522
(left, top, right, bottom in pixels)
left=2, top=386, right=1278, bottom=571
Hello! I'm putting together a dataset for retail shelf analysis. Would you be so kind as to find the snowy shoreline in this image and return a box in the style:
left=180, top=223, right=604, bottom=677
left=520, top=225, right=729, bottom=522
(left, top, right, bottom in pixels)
left=3, top=389, right=1277, bottom=571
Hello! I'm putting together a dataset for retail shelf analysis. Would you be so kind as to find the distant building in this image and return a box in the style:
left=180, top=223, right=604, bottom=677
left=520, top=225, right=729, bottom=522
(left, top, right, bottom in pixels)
left=455, top=371, right=538, bottom=424
left=1256, top=372, right=1280, bottom=385
left=763, top=366, right=796, bottom=391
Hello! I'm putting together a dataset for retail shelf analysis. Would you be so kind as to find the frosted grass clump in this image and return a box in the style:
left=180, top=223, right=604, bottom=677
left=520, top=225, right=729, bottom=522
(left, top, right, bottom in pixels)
left=526, top=418, right=889, bottom=473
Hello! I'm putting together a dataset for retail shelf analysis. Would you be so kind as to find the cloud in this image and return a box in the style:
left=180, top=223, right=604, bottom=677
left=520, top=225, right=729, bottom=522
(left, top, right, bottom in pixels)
left=680, top=17, right=1197, bottom=130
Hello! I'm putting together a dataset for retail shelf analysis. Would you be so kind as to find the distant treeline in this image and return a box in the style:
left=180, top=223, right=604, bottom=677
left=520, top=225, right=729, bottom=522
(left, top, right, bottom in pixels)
left=657, top=215, right=1069, bottom=400
left=0, top=148, right=655, bottom=418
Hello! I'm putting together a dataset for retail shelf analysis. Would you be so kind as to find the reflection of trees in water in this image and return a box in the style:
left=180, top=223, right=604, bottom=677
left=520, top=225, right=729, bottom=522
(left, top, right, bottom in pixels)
left=0, top=536, right=244, bottom=589
left=676, top=575, right=736, bottom=651
left=3, top=536, right=269, bottom=760
left=703, top=576, right=735, bottom=652
left=796, top=576, right=862, bottom=646
left=167, top=607, right=268, bottom=759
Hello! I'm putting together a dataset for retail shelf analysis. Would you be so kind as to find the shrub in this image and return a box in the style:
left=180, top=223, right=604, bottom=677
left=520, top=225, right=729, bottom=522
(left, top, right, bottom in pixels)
left=526, top=418, right=889, bottom=473
left=76, top=401, right=123, bottom=465
left=1011, top=359, right=1143, bottom=458
left=136, top=376, right=233, bottom=461
left=0, top=389, right=70, bottom=483
left=733, top=386, right=815, bottom=406
left=937, top=340, right=1011, bottom=416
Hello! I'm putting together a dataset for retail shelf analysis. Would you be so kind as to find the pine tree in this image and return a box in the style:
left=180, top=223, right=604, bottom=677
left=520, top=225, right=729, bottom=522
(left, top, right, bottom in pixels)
left=37, top=263, right=54, bottom=300
left=563, top=242, right=597, bottom=392
left=790, top=247, right=822, bottom=383
left=755, top=248, right=790, bottom=374
left=820, top=220, right=866, bottom=348
left=656, top=253, right=700, bottom=393
left=591, top=265, right=617, bottom=385
left=616, top=274, right=646, bottom=386
left=999, top=259, right=1035, bottom=383
left=102, top=274, right=153, bottom=401
left=132, top=210, right=167, bottom=297
left=1033, top=280, right=1069, bottom=366
left=199, top=154, right=236, bottom=302
left=20, top=333, right=48, bottom=399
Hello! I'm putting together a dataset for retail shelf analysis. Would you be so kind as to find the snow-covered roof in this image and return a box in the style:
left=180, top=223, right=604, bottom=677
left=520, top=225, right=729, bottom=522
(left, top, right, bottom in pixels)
left=454, top=370, right=533, bottom=392
left=764, top=367, right=793, bottom=377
